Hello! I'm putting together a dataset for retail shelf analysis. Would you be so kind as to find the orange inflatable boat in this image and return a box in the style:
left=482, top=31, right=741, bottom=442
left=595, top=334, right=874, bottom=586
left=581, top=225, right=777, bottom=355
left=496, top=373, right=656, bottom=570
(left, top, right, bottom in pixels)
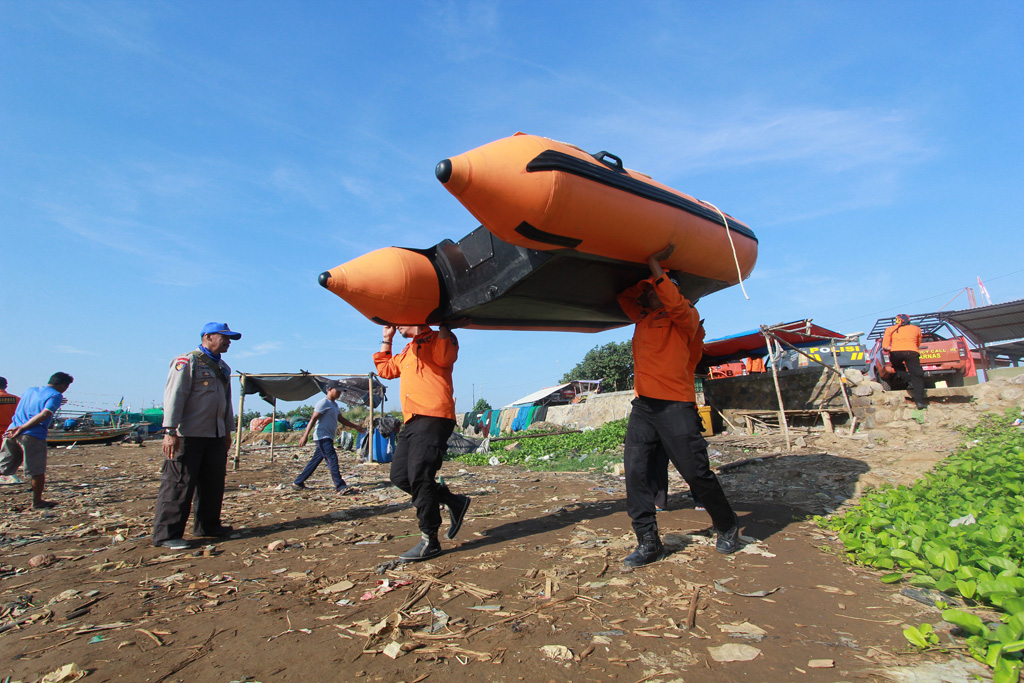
left=435, top=133, right=757, bottom=286
left=320, top=133, right=757, bottom=332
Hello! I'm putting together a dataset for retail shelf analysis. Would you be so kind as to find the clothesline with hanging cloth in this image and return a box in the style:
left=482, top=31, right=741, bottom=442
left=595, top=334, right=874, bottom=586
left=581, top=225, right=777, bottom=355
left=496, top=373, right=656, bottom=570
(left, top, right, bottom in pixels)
left=230, top=371, right=387, bottom=469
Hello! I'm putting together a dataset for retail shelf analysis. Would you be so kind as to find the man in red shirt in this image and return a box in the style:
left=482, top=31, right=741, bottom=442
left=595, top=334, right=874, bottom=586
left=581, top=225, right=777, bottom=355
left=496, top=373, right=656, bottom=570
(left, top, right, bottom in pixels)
left=374, top=324, right=471, bottom=562
left=617, top=245, right=741, bottom=566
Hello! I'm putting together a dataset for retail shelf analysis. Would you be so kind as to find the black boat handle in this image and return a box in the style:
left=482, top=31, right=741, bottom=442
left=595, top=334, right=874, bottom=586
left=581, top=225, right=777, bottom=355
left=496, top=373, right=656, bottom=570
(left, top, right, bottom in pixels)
left=592, top=151, right=624, bottom=172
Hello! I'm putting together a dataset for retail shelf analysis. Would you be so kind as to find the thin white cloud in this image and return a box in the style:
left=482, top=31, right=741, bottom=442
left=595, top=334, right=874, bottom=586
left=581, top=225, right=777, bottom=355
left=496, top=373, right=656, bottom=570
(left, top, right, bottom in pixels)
left=54, top=345, right=99, bottom=356
left=233, top=341, right=285, bottom=360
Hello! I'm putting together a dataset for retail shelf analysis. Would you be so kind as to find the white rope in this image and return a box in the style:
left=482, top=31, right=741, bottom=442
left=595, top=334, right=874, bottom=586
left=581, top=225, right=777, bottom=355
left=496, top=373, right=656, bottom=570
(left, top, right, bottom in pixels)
left=701, top=200, right=750, bottom=301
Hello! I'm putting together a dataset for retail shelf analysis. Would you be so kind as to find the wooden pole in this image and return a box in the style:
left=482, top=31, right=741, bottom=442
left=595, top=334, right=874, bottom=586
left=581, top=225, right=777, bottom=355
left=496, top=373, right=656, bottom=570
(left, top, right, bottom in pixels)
left=763, top=330, right=791, bottom=450
left=829, top=339, right=857, bottom=428
left=270, top=400, right=276, bottom=463
left=233, top=375, right=246, bottom=471
left=367, top=374, right=375, bottom=463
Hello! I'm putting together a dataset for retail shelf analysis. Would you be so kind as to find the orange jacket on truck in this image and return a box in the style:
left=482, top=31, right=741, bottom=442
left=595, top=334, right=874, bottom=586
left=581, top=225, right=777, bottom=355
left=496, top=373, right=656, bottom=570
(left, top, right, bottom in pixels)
left=374, top=330, right=458, bottom=423
left=882, top=323, right=922, bottom=353
left=618, top=276, right=701, bottom=402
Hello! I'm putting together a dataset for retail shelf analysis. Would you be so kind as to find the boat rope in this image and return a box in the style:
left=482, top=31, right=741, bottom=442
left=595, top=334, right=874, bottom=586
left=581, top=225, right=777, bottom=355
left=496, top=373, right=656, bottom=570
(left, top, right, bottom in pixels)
left=701, top=200, right=750, bottom=301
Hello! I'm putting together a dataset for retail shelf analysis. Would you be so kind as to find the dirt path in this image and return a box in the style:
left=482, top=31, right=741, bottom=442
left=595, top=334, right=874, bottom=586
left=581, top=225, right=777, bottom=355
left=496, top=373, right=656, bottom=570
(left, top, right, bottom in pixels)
left=1, top=428, right=989, bottom=683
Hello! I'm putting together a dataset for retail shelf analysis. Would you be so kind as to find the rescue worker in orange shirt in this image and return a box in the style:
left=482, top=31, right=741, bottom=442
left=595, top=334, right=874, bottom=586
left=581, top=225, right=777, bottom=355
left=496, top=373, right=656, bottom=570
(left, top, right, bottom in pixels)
left=616, top=245, right=741, bottom=567
left=883, top=313, right=926, bottom=409
left=374, top=323, right=471, bottom=562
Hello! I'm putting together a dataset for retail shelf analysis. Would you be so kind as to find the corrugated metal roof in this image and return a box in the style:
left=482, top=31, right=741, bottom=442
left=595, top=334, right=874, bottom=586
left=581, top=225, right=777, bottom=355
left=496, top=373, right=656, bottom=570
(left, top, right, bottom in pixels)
left=506, top=383, right=571, bottom=408
left=983, top=340, right=1024, bottom=361
left=941, top=299, right=1024, bottom=345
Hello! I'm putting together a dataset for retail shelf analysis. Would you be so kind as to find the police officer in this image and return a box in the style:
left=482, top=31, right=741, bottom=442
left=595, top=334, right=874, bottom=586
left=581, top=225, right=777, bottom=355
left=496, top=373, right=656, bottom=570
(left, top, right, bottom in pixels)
left=153, top=323, right=240, bottom=549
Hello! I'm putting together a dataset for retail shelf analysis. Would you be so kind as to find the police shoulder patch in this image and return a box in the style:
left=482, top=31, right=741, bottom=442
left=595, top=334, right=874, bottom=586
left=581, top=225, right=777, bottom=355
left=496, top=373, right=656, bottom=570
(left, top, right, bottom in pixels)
left=173, top=356, right=190, bottom=372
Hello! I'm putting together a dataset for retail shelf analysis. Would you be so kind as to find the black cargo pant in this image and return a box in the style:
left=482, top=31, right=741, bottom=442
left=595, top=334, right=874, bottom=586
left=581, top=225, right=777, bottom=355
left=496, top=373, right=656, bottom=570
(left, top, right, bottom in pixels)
left=389, top=416, right=460, bottom=536
left=890, top=350, right=925, bottom=405
left=625, top=397, right=735, bottom=538
left=153, top=436, right=228, bottom=543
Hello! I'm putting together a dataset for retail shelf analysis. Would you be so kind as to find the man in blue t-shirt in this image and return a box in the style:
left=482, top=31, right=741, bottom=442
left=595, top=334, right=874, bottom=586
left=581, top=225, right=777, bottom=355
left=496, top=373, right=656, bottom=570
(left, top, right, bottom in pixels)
left=292, top=380, right=365, bottom=492
left=1, top=372, right=74, bottom=509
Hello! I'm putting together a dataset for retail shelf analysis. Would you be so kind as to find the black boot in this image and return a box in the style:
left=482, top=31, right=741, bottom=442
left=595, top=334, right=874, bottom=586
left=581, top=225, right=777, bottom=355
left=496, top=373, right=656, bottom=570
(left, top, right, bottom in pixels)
left=399, top=533, right=442, bottom=562
left=446, top=494, right=471, bottom=540
left=716, top=514, right=742, bottom=554
left=623, top=531, right=664, bottom=567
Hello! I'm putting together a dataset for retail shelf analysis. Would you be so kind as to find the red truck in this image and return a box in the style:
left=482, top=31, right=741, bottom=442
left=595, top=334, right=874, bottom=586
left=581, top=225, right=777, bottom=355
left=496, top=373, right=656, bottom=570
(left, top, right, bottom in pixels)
left=866, top=315, right=976, bottom=389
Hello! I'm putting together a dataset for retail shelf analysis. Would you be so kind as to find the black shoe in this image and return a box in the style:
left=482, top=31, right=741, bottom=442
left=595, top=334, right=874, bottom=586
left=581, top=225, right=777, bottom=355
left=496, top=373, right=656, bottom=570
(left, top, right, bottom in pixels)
left=195, top=525, right=233, bottom=537
left=154, top=538, right=190, bottom=550
left=291, top=482, right=306, bottom=490
left=916, top=402, right=928, bottom=410
left=623, top=531, right=664, bottom=567
left=399, top=534, right=442, bottom=562
left=716, top=515, right=742, bottom=554
left=446, top=495, right=471, bottom=540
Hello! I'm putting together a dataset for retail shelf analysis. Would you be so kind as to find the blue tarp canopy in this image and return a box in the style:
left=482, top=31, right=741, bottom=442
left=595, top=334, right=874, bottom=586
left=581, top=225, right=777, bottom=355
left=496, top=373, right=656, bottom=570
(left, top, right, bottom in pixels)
left=701, top=321, right=846, bottom=366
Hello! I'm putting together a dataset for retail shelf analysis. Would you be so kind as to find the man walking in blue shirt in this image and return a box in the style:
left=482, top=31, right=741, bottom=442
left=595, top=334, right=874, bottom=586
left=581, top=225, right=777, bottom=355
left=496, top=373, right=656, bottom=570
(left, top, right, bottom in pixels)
left=1, top=372, right=74, bottom=509
left=293, top=380, right=365, bottom=492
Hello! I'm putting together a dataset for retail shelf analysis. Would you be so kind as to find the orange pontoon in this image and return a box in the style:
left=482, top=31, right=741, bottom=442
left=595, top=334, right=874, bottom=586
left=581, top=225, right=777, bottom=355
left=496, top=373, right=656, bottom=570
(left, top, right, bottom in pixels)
left=435, top=133, right=757, bottom=287
left=320, top=134, right=757, bottom=332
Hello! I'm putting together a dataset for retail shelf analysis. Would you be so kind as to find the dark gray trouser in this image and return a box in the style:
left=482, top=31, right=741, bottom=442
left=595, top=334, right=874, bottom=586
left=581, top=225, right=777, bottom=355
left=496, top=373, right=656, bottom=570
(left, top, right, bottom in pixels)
left=153, top=436, right=227, bottom=543
left=389, top=416, right=459, bottom=535
left=890, top=350, right=925, bottom=405
left=624, top=397, right=735, bottom=537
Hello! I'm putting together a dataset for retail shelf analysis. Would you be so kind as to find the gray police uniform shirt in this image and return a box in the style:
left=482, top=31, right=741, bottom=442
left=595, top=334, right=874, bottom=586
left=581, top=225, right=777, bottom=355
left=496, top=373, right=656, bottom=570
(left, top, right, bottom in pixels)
left=163, top=350, right=234, bottom=438
left=313, top=397, right=340, bottom=441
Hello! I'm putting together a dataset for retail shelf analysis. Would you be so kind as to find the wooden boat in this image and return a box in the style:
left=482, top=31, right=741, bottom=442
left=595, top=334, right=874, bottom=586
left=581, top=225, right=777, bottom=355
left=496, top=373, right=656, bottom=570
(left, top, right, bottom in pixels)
left=46, top=426, right=136, bottom=447
left=320, top=133, right=757, bottom=331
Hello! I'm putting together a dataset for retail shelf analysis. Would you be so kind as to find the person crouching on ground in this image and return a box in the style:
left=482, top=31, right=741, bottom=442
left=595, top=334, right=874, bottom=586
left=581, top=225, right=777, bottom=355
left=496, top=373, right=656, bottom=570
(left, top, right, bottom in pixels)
left=1, top=372, right=73, bottom=509
left=373, top=323, right=470, bottom=562
left=153, top=323, right=240, bottom=550
left=617, top=245, right=742, bottom=567
left=292, top=380, right=365, bottom=493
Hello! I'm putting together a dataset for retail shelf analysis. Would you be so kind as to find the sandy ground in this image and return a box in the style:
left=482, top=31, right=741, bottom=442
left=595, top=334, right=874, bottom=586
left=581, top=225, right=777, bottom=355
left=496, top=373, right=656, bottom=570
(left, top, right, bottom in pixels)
left=0, top=410, right=993, bottom=683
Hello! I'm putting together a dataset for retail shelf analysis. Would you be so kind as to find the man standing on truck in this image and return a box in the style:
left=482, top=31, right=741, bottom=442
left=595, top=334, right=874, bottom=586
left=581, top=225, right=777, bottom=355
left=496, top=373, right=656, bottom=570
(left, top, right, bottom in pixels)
left=883, top=314, right=926, bottom=409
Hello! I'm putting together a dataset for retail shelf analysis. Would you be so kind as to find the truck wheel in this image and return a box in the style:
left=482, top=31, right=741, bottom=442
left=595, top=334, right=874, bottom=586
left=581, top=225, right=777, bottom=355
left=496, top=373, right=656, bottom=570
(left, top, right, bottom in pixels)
left=947, top=375, right=965, bottom=388
left=879, top=378, right=892, bottom=392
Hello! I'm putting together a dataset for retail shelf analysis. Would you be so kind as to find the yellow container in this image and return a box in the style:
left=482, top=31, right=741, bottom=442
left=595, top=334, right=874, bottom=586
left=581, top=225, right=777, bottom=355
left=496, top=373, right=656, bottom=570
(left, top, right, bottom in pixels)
left=698, top=405, right=713, bottom=437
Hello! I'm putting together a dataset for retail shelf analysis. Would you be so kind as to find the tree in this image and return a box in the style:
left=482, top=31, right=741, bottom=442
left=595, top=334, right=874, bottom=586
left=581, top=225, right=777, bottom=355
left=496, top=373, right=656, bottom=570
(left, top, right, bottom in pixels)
left=560, top=341, right=634, bottom=392
left=286, top=404, right=315, bottom=420
left=240, top=409, right=263, bottom=425
left=473, top=398, right=492, bottom=412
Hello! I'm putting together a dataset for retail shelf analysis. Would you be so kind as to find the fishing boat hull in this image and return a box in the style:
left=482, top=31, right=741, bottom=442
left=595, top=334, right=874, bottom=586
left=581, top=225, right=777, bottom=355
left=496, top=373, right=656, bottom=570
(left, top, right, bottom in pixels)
left=46, top=427, right=135, bottom=447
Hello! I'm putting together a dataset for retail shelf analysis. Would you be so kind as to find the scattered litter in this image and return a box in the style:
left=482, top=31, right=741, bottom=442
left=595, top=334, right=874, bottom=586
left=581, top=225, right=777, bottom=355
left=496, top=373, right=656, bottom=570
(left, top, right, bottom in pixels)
left=319, top=580, right=355, bottom=594
left=714, top=578, right=780, bottom=598
left=708, top=643, right=761, bottom=662
left=267, top=540, right=287, bottom=551
left=382, top=641, right=404, bottom=659
left=30, top=553, right=58, bottom=567
left=40, top=663, right=87, bottom=683
left=540, top=644, right=574, bottom=660
left=949, top=513, right=976, bottom=527
left=718, top=621, right=767, bottom=640
left=808, top=659, right=835, bottom=668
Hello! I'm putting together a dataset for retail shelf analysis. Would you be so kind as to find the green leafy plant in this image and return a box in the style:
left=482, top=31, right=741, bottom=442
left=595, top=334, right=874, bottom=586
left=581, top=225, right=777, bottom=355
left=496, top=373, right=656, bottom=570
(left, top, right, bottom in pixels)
left=820, top=410, right=1024, bottom=679
left=451, top=420, right=628, bottom=472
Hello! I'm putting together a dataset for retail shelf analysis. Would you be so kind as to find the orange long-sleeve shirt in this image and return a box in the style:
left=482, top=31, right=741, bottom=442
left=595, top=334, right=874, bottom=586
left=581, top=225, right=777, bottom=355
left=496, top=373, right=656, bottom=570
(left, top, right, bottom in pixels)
left=373, top=329, right=458, bottom=422
left=882, top=323, right=922, bottom=353
left=617, top=276, right=701, bottom=402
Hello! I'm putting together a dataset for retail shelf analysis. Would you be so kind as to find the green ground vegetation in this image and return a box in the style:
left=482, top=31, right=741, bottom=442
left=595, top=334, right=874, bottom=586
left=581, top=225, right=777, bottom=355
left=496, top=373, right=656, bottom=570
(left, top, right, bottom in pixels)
left=452, top=419, right=627, bottom=472
left=819, top=410, right=1024, bottom=682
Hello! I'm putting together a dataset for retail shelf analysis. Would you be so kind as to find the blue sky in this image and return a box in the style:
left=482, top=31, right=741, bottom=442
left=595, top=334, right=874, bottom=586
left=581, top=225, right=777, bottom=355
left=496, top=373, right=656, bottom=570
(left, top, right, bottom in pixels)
left=2, top=1, right=1023, bottom=415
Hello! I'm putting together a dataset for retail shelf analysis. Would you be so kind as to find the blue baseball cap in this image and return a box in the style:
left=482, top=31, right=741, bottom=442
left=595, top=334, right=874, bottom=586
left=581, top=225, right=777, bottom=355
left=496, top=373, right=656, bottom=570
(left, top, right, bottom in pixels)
left=201, top=322, right=242, bottom=340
